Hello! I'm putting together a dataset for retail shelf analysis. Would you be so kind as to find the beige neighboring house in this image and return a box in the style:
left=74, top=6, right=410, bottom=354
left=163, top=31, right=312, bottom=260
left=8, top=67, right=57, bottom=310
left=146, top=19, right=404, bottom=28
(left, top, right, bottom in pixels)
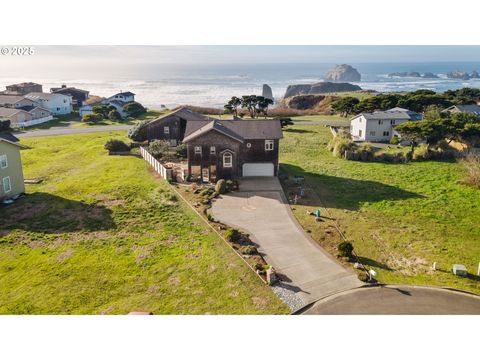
left=0, top=106, right=52, bottom=128
left=0, top=133, right=26, bottom=201
left=0, top=95, right=38, bottom=109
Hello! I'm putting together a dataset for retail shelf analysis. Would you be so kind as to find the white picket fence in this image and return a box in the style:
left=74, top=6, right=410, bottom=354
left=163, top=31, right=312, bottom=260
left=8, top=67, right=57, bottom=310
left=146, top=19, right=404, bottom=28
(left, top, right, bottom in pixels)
left=14, top=115, right=54, bottom=128
left=140, top=147, right=173, bottom=180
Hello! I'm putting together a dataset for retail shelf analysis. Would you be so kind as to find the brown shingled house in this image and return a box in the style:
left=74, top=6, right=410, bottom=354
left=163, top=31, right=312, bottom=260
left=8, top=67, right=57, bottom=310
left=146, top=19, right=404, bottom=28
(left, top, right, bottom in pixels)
left=183, top=119, right=282, bottom=181
left=143, top=107, right=283, bottom=181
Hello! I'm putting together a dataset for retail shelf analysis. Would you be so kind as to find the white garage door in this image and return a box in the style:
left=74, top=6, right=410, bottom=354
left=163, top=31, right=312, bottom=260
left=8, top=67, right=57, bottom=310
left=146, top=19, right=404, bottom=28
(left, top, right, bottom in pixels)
left=242, top=163, right=274, bottom=177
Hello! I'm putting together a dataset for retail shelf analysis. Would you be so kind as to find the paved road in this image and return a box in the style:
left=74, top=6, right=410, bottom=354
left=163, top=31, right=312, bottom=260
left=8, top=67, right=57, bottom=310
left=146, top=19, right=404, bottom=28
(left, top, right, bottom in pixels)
left=211, top=177, right=362, bottom=306
left=15, top=125, right=132, bottom=138
left=302, top=285, right=480, bottom=314
left=292, top=119, right=350, bottom=126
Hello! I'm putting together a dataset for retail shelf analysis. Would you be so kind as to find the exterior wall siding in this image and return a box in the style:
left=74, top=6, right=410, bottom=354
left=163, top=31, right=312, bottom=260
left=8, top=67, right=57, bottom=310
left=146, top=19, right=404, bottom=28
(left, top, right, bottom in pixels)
left=146, top=115, right=184, bottom=143
left=0, top=142, right=25, bottom=200
left=186, top=131, right=280, bottom=181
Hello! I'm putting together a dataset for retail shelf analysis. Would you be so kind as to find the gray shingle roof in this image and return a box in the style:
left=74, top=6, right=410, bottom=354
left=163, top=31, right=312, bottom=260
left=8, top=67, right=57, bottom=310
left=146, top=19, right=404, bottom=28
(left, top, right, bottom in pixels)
left=147, top=107, right=211, bottom=128
left=0, top=132, right=20, bottom=143
left=0, top=95, right=27, bottom=105
left=183, top=119, right=283, bottom=143
left=355, top=108, right=422, bottom=121
left=449, top=104, right=480, bottom=114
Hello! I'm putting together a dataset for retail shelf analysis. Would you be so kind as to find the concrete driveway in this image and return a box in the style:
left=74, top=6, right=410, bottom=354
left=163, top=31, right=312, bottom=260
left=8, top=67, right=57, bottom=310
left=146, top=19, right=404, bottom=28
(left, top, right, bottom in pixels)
left=211, top=177, right=362, bottom=307
left=301, top=285, right=480, bottom=315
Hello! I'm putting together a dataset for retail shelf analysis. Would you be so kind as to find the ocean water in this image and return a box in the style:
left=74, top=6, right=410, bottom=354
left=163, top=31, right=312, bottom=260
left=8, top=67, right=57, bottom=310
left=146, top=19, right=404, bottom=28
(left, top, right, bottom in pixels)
left=1, top=62, right=480, bottom=109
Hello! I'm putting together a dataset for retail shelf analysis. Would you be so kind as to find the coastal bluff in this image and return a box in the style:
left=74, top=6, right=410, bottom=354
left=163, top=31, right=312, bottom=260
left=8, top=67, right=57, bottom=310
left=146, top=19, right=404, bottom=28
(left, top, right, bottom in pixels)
left=284, top=82, right=362, bottom=98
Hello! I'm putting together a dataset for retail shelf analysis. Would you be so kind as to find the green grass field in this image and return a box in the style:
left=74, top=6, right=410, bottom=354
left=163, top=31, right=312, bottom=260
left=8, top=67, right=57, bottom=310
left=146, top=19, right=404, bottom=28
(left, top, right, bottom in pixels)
left=0, top=131, right=288, bottom=314
left=280, top=124, right=480, bottom=294
left=22, top=110, right=165, bottom=131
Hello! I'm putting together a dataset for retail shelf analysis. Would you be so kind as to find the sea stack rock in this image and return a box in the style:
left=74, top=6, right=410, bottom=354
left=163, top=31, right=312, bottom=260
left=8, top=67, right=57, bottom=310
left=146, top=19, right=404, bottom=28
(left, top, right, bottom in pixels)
left=262, top=84, right=274, bottom=101
left=324, top=64, right=361, bottom=82
left=447, top=71, right=471, bottom=80
left=471, top=70, right=480, bottom=79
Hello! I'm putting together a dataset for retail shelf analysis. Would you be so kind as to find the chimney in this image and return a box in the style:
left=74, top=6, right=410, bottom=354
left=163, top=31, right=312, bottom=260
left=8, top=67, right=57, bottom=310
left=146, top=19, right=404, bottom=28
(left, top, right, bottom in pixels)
left=62, top=84, right=67, bottom=88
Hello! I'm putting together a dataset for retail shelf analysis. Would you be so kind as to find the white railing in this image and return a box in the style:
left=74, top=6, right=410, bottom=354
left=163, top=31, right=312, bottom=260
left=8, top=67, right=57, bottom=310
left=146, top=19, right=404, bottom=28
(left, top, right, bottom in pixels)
left=140, top=147, right=172, bottom=180
left=15, top=115, right=54, bottom=128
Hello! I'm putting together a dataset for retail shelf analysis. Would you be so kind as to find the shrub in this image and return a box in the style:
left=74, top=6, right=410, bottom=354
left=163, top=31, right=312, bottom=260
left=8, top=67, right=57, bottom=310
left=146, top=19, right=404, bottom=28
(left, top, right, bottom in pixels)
left=357, top=272, right=370, bottom=282
left=412, top=144, right=430, bottom=161
left=462, top=155, right=480, bottom=188
left=224, top=228, right=241, bottom=242
left=390, top=136, right=400, bottom=145
left=104, top=139, right=130, bottom=152
left=128, top=120, right=149, bottom=141
left=254, top=262, right=264, bottom=271
left=215, top=179, right=227, bottom=194
left=328, top=131, right=356, bottom=158
left=175, top=143, right=187, bottom=158
left=123, top=102, right=146, bottom=117
left=148, top=140, right=170, bottom=159
left=356, top=143, right=375, bottom=161
left=81, top=114, right=103, bottom=123
left=0, top=119, right=12, bottom=131
left=108, top=109, right=122, bottom=121
left=242, top=245, right=257, bottom=255
left=338, top=241, right=354, bottom=258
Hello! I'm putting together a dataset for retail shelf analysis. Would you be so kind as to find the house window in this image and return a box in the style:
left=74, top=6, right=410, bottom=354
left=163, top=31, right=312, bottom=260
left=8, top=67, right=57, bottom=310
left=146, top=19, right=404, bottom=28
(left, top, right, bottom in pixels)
left=0, top=154, right=7, bottom=169
left=383, top=131, right=390, bottom=137
left=378, top=120, right=384, bottom=125
left=246, top=143, right=251, bottom=148
left=265, top=140, right=274, bottom=151
left=164, top=126, right=170, bottom=134
left=194, top=146, right=202, bottom=154
left=3, top=176, right=11, bottom=193
left=223, top=152, right=232, bottom=168
left=369, top=131, right=376, bottom=136
left=391, top=120, right=396, bottom=125
left=210, top=146, right=216, bottom=155
left=57, top=107, right=60, bottom=111
left=359, top=129, right=363, bottom=137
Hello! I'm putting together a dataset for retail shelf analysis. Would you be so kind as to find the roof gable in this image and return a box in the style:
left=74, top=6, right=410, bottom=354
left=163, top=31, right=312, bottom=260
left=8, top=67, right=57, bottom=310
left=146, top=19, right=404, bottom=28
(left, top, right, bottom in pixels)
left=183, top=120, right=244, bottom=143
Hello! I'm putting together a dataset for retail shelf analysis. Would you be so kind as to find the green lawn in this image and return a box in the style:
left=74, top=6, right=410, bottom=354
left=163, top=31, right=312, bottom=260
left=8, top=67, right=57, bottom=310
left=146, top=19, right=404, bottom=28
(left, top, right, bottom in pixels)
left=280, top=125, right=480, bottom=294
left=0, top=131, right=288, bottom=314
left=21, top=110, right=166, bottom=131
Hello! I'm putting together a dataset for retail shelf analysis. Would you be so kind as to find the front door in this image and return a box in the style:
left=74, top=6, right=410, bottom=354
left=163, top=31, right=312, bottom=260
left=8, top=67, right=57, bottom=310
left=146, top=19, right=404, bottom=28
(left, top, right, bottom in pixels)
left=202, top=168, right=209, bottom=183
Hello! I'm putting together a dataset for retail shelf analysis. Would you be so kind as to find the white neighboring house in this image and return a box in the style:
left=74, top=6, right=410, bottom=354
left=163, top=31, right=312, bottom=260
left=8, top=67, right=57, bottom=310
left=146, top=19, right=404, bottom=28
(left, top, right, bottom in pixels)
left=350, top=107, right=422, bottom=142
left=24, top=92, right=73, bottom=115
left=79, top=91, right=135, bottom=119
left=105, top=91, right=135, bottom=103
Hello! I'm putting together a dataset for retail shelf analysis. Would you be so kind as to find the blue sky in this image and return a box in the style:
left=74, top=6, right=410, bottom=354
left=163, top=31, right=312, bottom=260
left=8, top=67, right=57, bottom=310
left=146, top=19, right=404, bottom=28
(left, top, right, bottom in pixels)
left=3, top=46, right=480, bottom=67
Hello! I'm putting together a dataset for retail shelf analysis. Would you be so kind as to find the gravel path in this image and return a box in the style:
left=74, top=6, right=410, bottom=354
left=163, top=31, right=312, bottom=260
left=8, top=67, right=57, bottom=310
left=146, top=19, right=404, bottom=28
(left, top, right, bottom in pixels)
left=271, top=282, right=307, bottom=312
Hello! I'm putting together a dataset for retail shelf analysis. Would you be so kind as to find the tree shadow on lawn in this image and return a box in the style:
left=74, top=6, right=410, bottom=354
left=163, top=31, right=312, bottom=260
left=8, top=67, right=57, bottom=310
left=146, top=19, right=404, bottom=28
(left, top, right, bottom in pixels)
left=280, top=163, right=424, bottom=211
left=0, top=192, right=114, bottom=235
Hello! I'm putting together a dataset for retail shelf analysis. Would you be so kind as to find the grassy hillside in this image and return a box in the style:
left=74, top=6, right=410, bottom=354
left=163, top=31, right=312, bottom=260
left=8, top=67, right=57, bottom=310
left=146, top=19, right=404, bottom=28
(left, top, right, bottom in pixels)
left=280, top=124, right=480, bottom=294
left=0, top=131, right=288, bottom=314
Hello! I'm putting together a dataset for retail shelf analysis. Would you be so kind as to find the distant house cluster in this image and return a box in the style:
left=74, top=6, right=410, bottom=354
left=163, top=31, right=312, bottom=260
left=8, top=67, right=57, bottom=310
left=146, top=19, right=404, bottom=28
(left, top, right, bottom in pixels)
left=0, top=82, right=140, bottom=127
left=0, top=82, right=84, bottom=128
left=79, top=91, right=136, bottom=119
